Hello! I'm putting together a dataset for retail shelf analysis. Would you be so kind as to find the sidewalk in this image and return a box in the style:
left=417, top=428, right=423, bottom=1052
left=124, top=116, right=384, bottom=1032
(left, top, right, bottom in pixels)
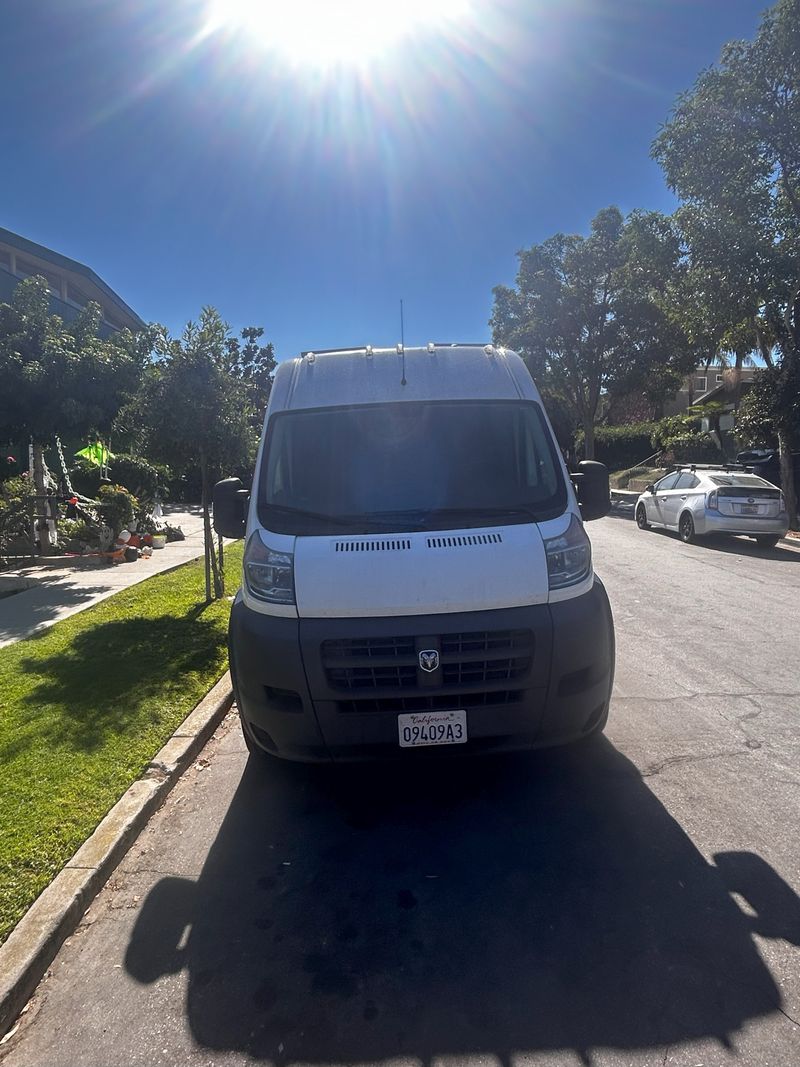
left=0, top=507, right=207, bottom=648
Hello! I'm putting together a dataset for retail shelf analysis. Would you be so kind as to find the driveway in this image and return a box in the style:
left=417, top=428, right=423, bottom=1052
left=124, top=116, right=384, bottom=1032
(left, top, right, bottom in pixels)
left=2, top=515, right=800, bottom=1066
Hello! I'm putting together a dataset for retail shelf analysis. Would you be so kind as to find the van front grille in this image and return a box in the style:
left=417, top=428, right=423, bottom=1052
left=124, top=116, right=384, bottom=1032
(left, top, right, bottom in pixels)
left=326, top=664, right=417, bottom=690
left=321, top=629, right=533, bottom=693
left=336, top=690, right=524, bottom=714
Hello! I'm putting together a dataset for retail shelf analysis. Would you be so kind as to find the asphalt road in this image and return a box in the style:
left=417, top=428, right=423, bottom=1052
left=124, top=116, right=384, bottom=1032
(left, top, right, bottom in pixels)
left=3, top=511, right=800, bottom=1067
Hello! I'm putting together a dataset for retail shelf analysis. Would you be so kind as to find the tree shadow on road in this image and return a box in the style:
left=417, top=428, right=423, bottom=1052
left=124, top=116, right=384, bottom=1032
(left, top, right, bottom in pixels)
left=125, top=738, right=800, bottom=1065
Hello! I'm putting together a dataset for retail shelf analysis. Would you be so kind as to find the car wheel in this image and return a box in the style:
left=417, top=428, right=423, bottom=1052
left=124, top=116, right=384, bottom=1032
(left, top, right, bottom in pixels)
left=679, top=511, right=696, bottom=543
left=756, top=535, right=781, bottom=549
left=635, top=503, right=650, bottom=530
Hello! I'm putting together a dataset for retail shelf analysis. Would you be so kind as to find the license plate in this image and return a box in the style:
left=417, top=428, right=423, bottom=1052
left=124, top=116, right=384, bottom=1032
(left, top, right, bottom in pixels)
left=398, top=710, right=468, bottom=748
left=740, top=504, right=758, bottom=515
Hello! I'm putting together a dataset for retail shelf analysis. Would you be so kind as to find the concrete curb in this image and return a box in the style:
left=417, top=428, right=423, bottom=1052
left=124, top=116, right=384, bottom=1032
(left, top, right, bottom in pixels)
left=0, top=671, right=234, bottom=1039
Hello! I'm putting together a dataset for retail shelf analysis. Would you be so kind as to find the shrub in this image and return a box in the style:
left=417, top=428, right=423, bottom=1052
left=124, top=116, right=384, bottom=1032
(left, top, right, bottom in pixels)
left=576, top=422, right=660, bottom=471
left=96, top=484, right=137, bottom=535
left=650, top=414, right=721, bottom=463
left=0, top=476, right=33, bottom=515
left=71, top=453, right=167, bottom=505
left=57, top=518, right=103, bottom=550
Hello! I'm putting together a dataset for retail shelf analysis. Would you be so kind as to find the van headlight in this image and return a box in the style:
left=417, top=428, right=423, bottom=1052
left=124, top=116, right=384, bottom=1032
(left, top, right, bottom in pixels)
left=544, top=514, right=592, bottom=589
left=243, top=532, right=295, bottom=605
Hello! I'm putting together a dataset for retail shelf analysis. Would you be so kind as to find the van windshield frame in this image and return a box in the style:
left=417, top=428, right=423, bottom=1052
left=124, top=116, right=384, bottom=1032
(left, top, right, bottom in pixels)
left=256, top=399, right=568, bottom=535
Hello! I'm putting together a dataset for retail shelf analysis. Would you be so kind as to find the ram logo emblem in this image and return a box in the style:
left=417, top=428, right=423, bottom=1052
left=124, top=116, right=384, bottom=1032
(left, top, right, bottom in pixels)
left=419, top=650, right=440, bottom=672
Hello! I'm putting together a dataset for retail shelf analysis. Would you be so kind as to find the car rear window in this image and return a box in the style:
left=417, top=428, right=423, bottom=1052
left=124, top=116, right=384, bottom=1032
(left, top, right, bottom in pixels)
left=708, top=474, right=774, bottom=488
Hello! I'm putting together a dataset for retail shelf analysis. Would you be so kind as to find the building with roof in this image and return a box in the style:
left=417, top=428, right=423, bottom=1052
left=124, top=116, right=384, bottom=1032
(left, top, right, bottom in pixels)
left=663, top=365, right=758, bottom=417
left=0, top=226, right=143, bottom=337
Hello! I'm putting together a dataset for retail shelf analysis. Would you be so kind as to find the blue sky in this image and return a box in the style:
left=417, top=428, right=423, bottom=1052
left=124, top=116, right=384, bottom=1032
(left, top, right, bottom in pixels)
left=1, top=0, right=767, bottom=359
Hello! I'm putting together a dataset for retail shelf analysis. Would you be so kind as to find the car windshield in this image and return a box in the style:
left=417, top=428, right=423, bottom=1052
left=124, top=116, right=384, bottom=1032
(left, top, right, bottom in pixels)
left=708, top=474, right=775, bottom=488
left=258, top=400, right=566, bottom=533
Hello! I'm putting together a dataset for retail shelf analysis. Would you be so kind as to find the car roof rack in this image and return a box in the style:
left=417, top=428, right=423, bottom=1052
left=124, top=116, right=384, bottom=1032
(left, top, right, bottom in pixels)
left=673, top=462, right=754, bottom=472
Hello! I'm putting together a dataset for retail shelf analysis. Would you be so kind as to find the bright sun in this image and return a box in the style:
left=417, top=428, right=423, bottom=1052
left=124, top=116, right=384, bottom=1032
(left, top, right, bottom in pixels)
left=204, top=0, right=470, bottom=67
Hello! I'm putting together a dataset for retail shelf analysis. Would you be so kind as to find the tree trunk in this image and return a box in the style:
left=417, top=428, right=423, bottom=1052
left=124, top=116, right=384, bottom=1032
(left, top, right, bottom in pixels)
left=201, top=453, right=223, bottom=600
left=778, top=427, right=798, bottom=531
left=200, top=454, right=212, bottom=603
left=32, top=442, right=52, bottom=557
left=582, top=418, right=595, bottom=461
left=218, top=533, right=225, bottom=597
left=209, top=525, right=222, bottom=600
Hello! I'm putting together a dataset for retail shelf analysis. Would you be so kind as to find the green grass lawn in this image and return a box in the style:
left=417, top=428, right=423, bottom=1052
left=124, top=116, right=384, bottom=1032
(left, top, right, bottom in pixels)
left=0, top=543, right=243, bottom=944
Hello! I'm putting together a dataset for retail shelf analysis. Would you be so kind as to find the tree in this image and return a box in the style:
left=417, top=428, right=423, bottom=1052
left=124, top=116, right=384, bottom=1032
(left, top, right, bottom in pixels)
left=224, top=326, right=276, bottom=431
left=737, top=362, right=800, bottom=453
left=653, top=0, right=800, bottom=524
left=130, top=308, right=271, bottom=601
left=490, top=207, right=690, bottom=458
left=0, top=276, right=149, bottom=554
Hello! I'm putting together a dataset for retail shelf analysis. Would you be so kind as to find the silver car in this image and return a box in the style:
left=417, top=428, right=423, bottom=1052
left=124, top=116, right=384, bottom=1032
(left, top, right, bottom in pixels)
left=635, top=465, right=788, bottom=546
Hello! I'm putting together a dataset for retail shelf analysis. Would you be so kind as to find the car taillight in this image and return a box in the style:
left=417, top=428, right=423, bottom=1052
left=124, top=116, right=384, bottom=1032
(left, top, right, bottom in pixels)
left=706, top=490, right=719, bottom=511
left=779, top=492, right=786, bottom=515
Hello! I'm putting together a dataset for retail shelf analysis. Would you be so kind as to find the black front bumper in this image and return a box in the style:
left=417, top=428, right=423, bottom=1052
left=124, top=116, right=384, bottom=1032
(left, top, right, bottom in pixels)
left=229, top=580, right=614, bottom=762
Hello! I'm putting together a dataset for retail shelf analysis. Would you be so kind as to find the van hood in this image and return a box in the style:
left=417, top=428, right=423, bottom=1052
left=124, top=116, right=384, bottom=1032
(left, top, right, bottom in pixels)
left=293, top=524, right=549, bottom=618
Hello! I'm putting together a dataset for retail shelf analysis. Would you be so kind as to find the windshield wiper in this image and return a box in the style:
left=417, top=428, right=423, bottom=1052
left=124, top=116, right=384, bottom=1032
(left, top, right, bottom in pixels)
left=366, top=506, right=542, bottom=526
left=422, top=505, right=542, bottom=522
left=264, top=504, right=420, bottom=530
left=264, top=503, right=542, bottom=530
left=264, top=503, right=365, bottom=526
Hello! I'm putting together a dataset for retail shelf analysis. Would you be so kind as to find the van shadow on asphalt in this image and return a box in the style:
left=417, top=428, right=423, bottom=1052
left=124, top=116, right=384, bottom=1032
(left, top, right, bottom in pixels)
left=125, top=739, right=800, bottom=1065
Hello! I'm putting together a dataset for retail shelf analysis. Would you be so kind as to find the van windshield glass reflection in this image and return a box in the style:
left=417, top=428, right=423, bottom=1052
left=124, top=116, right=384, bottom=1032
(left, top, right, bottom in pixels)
left=258, top=401, right=566, bottom=533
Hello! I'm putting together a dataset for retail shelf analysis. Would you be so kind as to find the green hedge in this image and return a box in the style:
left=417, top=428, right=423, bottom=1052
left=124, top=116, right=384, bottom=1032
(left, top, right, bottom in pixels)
left=71, top=454, right=167, bottom=506
left=577, top=416, right=723, bottom=469
left=576, top=422, right=660, bottom=471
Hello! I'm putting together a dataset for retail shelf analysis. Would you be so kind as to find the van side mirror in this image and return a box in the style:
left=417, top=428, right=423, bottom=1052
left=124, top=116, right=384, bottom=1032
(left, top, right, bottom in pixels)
left=574, top=460, right=610, bottom=521
left=213, top=478, right=249, bottom=539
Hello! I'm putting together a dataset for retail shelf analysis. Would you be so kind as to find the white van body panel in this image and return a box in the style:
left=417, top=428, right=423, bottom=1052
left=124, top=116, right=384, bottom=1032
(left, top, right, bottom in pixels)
left=242, top=346, right=589, bottom=619
left=293, top=522, right=550, bottom=619
left=227, top=345, right=614, bottom=762
left=274, top=345, right=535, bottom=411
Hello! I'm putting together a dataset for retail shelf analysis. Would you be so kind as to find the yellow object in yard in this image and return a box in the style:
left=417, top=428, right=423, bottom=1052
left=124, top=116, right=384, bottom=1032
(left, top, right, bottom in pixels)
left=75, top=442, right=114, bottom=468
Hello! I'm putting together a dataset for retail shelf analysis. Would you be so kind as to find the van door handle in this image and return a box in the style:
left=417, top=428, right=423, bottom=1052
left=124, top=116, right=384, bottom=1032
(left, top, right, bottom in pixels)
left=680, top=495, right=687, bottom=500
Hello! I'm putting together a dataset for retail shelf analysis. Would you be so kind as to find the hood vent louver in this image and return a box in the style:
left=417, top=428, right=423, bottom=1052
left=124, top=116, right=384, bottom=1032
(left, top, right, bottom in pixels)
left=426, top=532, right=503, bottom=549
left=335, top=538, right=412, bottom=553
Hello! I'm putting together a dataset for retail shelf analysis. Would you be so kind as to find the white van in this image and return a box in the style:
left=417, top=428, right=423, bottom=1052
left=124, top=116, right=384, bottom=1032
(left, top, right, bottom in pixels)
left=214, top=344, right=614, bottom=762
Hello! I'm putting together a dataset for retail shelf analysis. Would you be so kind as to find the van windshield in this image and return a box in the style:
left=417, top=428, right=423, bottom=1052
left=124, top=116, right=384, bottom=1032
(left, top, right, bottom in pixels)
left=258, top=400, right=567, bottom=534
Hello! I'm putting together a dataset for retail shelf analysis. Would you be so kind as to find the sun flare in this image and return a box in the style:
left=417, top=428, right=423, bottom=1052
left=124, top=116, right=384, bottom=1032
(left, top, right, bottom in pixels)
left=205, top=0, right=470, bottom=67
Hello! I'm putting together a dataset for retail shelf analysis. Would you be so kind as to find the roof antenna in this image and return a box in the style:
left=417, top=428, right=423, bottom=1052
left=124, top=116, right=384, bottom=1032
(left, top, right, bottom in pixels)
left=399, top=298, right=407, bottom=386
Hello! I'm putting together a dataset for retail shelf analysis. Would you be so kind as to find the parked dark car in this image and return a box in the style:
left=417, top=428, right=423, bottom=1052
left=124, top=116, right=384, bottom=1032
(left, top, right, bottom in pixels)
left=736, top=449, right=800, bottom=499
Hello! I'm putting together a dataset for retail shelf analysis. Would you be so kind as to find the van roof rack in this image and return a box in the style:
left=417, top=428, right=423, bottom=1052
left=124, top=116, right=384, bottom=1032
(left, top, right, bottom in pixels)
left=299, top=346, right=372, bottom=357
left=298, top=343, right=496, bottom=357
